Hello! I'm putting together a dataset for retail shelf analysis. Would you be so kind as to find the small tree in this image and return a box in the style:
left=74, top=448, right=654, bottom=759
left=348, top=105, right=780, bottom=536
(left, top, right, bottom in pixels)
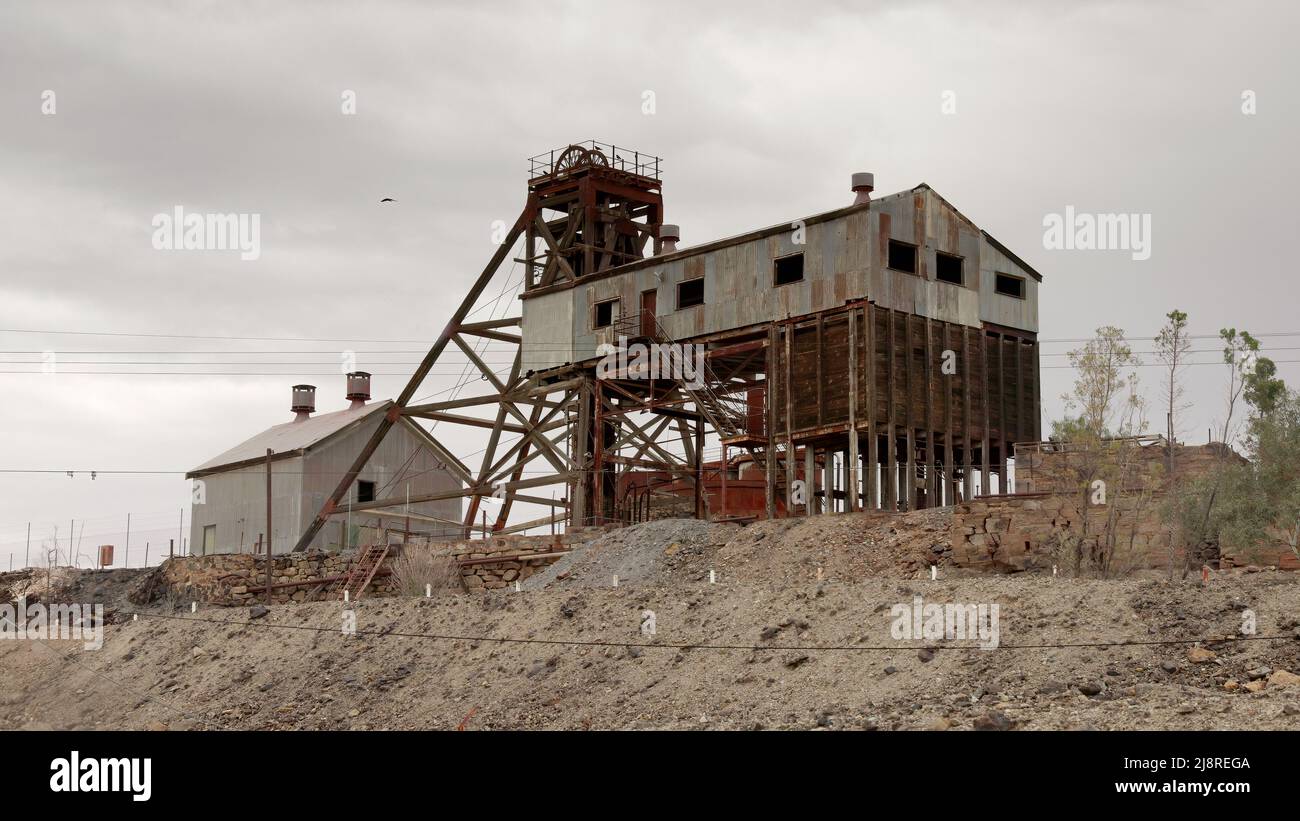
left=1154, top=309, right=1190, bottom=576
left=1154, top=309, right=1191, bottom=468
left=1049, top=327, right=1152, bottom=576
left=1167, top=329, right=1289, bottom=568
left=1214, top=382, right=1299, bottom=564
left=1217, top=328, right=1263, bottom=448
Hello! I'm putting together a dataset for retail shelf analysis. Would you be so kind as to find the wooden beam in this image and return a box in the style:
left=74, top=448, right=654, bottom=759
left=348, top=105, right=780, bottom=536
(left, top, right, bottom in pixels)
left=847, top=308, right=859, bottom=511
left=866, top=302, right=877, bottom=510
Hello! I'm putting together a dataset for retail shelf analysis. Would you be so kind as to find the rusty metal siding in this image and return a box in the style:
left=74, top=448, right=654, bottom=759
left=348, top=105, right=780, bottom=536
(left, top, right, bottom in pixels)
left=978, top=236, right=1039, bottom=332
left=519, top=189, right=1038, bottom=372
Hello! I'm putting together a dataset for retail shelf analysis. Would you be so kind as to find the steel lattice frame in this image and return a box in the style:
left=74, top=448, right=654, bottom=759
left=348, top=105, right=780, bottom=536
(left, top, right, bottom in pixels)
left=292, top=145, right=703, bottom=550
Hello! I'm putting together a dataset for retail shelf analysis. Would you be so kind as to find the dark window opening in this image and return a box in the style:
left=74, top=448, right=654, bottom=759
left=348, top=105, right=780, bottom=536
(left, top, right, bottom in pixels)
left=677, top=277, right=705, bottom=309
left=994, top=273, right=1025, bottom=299
left=357, top=480, right=376, bottom=503
left=888, top=239, right=917, bottom=274
left=936, top=252, right=963, bottom=285
left=774, top=253, right=804, bottom=286
left=593, top=298, right=617, bottom=328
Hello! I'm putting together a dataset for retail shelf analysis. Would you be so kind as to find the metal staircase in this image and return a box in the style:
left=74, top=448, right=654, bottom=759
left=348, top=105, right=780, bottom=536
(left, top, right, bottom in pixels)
left=612, top=312, right=752, bottom=440
left=338, top=542, right=391, bottom=602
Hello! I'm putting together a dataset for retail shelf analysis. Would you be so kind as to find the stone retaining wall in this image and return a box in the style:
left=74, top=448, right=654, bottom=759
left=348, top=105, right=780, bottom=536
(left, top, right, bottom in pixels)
left=141, top=551, right=395, bottom=605
left=952, top=441, right=1240, bottom=573
left=950, top=493, right=1179, bottom=572
left=138, top=528, right=620, bottom=604
left=447, top=528, right=615, bottom=590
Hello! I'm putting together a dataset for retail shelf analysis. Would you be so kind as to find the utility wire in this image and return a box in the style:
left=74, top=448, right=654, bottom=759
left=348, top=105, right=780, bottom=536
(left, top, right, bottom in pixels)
left=131, top=611, right=1299, bottom=654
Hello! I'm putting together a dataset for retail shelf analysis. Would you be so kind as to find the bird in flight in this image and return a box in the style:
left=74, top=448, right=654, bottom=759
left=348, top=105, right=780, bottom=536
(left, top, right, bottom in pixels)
left=380, top=197, right=396, bottom=203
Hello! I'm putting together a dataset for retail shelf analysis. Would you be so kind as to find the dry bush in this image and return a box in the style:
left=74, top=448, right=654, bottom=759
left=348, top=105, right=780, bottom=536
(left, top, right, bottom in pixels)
left=389, top=546, right=461, bottom=596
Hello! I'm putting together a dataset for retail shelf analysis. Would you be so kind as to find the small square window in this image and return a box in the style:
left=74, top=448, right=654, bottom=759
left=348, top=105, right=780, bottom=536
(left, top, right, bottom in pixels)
left=936, top=252, right=963, bottom=285
left=593, top=298, right=618, bottom=328
left=677, top=278, right=704, bottom=309
left=888, top=239, right=917, bottom=274
left=774, top=253, right=804, bottom=286
left=357, top=480, right=376, bottom=503
left=995, top=273, right=1025, bottom=299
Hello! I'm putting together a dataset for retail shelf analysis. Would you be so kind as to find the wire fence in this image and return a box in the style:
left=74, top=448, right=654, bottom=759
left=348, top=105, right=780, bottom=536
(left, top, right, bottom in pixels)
left=0, top=511, right=187, bottom=572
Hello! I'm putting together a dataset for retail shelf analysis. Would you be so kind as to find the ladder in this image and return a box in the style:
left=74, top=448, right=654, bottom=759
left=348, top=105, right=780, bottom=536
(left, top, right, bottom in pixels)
left=338, top=542, right=391, bottom=602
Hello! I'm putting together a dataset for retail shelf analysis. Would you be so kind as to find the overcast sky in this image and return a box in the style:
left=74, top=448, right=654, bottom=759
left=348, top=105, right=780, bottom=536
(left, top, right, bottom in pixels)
left=1, top=1, right=1296, bottom=566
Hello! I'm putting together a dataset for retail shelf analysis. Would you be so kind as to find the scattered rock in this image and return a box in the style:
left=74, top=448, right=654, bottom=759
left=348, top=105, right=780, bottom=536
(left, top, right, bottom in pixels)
left=1267, top=669, right=1300, bottom=688
left=973, top=710, right=1014, bottom=731
left=1187, top=647, right=1216, bottom=664
left=1078, top=682, right=1103, bottom=697
left=248, top=605, right=270, bottom=620
left=1244, top=680, right=1266, bottom=693
left=1159, top=660, right=1179, bottom=674
left=918, top=648, right=935, bottom=663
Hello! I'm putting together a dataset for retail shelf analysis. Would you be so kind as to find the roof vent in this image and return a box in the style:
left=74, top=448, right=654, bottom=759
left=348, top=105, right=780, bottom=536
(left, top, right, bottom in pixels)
left=851, top=172, right=875, bottom=205
left=291, top=384, right=316, bottom=422
left=659, top=223, right=680, bottom=255
left=346, top=371, right=371, bottom=409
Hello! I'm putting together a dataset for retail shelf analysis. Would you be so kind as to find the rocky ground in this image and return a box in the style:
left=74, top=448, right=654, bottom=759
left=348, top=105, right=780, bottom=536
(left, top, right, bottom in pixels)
left=3, top=512, right=1299, bottom=730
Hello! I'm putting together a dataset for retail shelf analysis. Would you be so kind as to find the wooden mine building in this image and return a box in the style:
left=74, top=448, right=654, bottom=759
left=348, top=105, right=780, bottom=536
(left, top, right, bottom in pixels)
left=518, top=145, right=1042, bottom=524
left=291, top=142, right=1044, bottom=549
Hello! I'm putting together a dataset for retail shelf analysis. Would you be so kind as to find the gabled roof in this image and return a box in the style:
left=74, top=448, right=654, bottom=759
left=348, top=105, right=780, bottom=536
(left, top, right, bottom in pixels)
left=187, top=400, right=392, bottom=477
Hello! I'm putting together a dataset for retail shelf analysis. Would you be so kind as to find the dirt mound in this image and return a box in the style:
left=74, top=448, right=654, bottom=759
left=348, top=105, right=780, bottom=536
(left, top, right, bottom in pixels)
left=713, top=509, right=956, bottom=585
left=5, top=518, right=1299, bottom=731
left=1, top=565, right=149, bottom=621
left=524, top=510, right=956, bottom=591
left=3, top=570, right=1299, bottom=731
left=521, top=519, right=739, bottom=590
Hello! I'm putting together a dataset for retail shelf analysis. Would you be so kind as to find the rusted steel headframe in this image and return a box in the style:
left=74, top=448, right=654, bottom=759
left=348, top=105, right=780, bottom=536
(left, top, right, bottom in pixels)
left=291, top=144, right=669, bottom=550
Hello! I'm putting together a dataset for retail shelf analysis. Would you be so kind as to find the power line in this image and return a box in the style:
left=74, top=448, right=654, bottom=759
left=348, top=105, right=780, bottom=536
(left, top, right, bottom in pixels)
left=131, top=611, right=1298, bottom=654
left=9, top=325, right=1300, bottom=346
left=9, top=357, right=1300, bottom=375
left=11, top=346, right=1300, bottom=359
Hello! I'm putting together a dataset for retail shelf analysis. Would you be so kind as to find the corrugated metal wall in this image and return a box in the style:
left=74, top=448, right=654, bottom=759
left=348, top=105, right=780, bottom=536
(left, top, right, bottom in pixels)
left=520, top=187, right=1038, bottom=373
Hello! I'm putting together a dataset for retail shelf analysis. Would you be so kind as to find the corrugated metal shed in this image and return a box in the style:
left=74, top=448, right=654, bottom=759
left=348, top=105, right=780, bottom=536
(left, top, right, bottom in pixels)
left=187, top=401, right=392, bottom=476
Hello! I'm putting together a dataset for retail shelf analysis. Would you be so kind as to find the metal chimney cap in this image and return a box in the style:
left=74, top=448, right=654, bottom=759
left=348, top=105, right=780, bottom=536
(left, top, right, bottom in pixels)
left=345, top=371, right=372, bottom=404
left=290, top=384, right=317, bottom=414
left=659, top=223, right=680, bottom=241
left=851, top=172, right=875, bottom=191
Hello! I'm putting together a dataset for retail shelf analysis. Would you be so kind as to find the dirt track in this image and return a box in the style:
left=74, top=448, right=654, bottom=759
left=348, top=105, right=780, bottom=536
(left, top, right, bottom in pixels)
left=3, top=514, right=1299, bottom=731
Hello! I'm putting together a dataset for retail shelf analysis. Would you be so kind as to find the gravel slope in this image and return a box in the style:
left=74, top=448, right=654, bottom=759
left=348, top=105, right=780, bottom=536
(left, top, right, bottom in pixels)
left=4, top=515, right=1299, bottom=731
